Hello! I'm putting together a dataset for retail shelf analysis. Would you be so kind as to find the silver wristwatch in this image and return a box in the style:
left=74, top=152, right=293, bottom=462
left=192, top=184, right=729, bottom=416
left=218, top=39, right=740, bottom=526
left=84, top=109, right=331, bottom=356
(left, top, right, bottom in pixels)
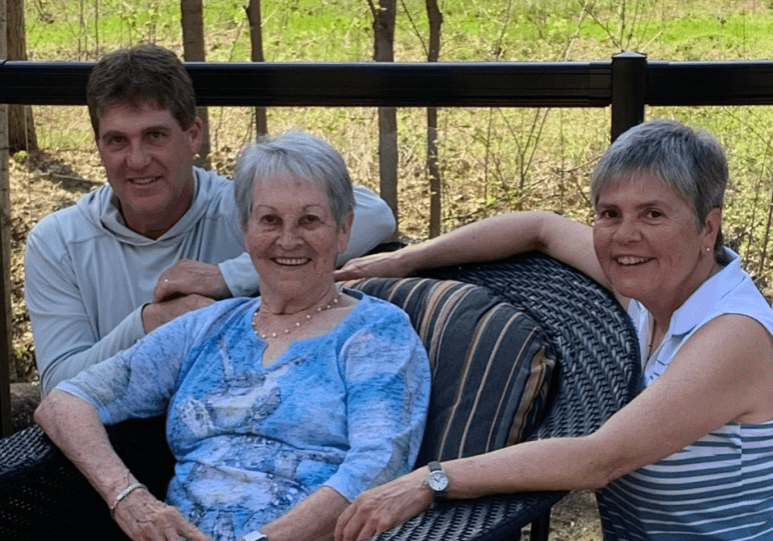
left=425, top=461, right=449, bottom=501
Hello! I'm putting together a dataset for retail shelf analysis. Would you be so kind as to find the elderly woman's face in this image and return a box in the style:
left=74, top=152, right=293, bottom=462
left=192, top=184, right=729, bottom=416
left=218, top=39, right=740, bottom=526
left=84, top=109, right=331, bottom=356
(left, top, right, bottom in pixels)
left=245, top=174, right=352, bottom=299
left=593, top=171, right=718, bottom=310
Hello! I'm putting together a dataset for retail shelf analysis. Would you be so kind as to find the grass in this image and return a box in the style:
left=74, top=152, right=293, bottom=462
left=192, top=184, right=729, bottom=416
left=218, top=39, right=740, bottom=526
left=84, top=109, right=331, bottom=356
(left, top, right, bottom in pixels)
left=15, top=0, right=773, bottom=299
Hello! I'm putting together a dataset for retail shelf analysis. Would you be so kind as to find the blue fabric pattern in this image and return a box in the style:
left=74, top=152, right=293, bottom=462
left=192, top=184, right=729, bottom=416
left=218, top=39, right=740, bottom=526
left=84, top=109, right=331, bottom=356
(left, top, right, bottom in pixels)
left=58, top=290, right=430, bottom=541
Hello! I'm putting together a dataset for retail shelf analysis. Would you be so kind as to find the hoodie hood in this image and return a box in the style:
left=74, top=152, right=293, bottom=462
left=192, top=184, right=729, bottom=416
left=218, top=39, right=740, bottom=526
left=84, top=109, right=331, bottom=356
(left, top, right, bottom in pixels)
left=75, top=167, right=227, bottom=246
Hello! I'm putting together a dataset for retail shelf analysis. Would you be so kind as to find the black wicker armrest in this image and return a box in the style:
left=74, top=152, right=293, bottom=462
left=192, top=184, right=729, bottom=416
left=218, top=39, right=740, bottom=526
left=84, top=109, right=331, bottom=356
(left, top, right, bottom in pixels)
left=365, top=253, right=641, bottom=541
left=0, top=416, right=173, bottom=541
left=370, top=491, right=566, bottom=541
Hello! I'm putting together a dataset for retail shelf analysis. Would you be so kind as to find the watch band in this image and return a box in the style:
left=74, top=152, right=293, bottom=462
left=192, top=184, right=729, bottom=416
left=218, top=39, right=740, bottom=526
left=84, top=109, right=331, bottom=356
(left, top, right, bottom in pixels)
left=240, top=531, right=269, bottom=541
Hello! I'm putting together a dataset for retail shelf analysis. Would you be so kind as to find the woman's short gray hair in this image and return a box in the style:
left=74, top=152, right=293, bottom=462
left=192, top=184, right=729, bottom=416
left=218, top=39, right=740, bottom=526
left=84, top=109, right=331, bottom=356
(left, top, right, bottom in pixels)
left=233, top=131, right=355, bottom=231
left=590, top=118, right=727, bottom=260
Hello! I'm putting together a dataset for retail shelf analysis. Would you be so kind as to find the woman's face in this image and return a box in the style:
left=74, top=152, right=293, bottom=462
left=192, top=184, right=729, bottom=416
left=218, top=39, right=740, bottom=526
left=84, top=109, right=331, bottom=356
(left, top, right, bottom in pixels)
left=593, top=172, right=720, bottom=313
left=245, top=174, right=352, bottom=300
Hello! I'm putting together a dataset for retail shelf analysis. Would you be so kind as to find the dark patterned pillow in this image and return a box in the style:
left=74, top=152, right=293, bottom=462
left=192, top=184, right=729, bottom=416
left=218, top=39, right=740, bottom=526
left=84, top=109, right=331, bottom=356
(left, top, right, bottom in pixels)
left=343, top=277, right=555, bottom=466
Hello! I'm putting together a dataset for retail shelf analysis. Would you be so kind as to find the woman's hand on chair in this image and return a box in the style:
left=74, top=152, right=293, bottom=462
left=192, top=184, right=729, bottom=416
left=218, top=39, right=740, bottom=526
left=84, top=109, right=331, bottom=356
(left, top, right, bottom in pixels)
left=334, top=469, right=433, bottom=541
left=334, top=250, right=415, bottom=281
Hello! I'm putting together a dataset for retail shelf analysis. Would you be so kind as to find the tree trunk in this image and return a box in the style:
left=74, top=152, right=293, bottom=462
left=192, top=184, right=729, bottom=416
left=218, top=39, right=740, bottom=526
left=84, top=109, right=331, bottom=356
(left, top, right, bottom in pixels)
left=0, top=0, right=15, bottom=436
left=245, top=0, right=268, bottom=137
left=426, top=0, right=442, bottom=238
left=180, top=0, right=211, bottom=169
left=372, top=0, right=398, bottom=238
left=7, top=0, right=37, bottom=155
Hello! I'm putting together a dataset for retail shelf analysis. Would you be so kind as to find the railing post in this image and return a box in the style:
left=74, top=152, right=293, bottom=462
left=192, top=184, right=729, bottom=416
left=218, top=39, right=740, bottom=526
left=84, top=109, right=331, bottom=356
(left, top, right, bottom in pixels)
left=611, top=51, right=647, bottom=142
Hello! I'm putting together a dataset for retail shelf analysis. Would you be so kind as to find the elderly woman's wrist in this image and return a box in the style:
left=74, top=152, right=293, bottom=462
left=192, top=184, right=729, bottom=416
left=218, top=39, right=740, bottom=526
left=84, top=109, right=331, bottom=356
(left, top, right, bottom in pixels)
left=109, top=481, right=148, bottom=519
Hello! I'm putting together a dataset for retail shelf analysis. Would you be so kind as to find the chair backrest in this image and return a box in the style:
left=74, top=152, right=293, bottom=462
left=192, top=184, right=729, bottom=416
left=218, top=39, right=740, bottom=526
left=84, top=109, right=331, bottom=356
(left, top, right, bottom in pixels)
left=345, top=276, right=557, bottom=466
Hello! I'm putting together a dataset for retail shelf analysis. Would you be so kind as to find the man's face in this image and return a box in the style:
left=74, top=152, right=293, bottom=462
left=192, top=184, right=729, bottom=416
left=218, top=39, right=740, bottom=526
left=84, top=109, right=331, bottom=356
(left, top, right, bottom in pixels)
left=96, top=99, right=203, bottom=238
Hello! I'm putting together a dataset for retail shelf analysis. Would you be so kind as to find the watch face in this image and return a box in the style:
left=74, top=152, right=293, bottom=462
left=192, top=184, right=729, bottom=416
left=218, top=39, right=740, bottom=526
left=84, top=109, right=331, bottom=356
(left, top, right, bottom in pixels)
left=428, top=470, right=449, bottom=491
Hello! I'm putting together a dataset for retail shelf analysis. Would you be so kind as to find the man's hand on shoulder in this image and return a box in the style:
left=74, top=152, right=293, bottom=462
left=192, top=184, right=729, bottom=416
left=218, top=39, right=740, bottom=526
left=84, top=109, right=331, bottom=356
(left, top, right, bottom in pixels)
left=142, top=294, right=215, bottom=333
left=153, top=259, right=232, bottom=303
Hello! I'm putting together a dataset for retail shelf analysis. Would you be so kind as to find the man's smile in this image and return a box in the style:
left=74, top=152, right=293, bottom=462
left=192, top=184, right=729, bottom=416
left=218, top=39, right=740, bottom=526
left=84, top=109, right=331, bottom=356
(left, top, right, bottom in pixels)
left=127, top=176, right=161, bottom=186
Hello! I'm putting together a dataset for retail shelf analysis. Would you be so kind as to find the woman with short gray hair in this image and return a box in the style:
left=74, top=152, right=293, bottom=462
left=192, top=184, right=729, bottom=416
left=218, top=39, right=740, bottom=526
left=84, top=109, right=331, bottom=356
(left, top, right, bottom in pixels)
left=233, top=131, right=356, bottom=232
left=591, top=118, right=729, bottom=262
left=335, top=119, right=773, bottom=541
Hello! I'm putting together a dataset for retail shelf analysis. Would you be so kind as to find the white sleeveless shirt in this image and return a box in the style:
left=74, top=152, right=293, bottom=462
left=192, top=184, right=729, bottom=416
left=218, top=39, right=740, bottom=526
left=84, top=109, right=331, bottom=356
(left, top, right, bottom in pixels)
left=597, top=249, right=773, bottom=540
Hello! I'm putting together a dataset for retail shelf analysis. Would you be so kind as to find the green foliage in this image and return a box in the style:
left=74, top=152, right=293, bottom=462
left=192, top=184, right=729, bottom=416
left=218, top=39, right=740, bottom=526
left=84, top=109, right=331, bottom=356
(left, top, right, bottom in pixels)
left=12, top=151, right=27, bottom=165
left=19, top=0, right=773, bottom=291
left=26, top=1, right=773, bottom=61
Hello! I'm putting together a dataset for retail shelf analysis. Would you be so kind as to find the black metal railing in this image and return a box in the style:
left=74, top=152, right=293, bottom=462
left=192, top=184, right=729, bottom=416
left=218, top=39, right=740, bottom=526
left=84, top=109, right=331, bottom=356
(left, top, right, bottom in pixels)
left=2, top=51, right=773, bottom=434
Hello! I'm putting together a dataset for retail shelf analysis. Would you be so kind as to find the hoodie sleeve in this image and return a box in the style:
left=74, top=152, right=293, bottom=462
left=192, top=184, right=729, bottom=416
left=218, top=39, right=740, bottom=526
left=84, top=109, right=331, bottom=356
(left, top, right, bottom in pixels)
left=336, top=185, right=396, bottom=266
left=24, top=220, right=148, bottom=396
left=219, top=253, right=261, bottom=298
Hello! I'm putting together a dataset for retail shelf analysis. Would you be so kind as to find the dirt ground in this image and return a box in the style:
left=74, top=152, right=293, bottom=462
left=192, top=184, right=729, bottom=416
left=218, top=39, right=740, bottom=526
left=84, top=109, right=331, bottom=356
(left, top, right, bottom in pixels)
left=8, top=149, right=109, bottom=383
left=536, top=490, right=602, bottom=541
left=6, top=149, right=603, bottom=540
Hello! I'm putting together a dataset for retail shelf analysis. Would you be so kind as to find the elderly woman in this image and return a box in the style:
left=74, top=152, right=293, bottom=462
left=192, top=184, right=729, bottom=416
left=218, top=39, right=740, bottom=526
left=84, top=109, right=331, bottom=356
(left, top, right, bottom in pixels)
left=34, top=131, right=430, bottom=541
left=334, top=119, right=773, bottom=541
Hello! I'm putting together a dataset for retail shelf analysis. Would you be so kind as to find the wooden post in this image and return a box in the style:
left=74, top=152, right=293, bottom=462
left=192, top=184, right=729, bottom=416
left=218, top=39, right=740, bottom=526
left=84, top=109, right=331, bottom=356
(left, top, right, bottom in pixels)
left=372, top=0, right=398, bottom=238
left=0, top=0, right=14, bottom=437
left=426, top=0, right=443, bottom=239
left=245, top=0, right=269, bottom=137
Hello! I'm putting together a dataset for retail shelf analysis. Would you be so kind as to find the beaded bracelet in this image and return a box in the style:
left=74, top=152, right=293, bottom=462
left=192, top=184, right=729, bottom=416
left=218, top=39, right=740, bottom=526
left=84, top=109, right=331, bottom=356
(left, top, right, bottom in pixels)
left=110, top=482, right=148, bottom=519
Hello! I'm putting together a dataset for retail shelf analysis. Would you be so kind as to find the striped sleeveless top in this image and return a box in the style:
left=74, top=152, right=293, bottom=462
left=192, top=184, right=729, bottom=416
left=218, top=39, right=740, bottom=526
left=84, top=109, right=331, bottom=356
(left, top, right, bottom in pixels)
left=597, top=250, right=773, bottom=540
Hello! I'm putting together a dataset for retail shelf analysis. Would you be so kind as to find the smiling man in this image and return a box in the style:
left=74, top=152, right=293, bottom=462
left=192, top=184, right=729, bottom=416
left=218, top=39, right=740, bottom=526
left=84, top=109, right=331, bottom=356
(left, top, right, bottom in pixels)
left=95, top=101, right=200, bottom=239
left=24, top=43, right=396, bottom=395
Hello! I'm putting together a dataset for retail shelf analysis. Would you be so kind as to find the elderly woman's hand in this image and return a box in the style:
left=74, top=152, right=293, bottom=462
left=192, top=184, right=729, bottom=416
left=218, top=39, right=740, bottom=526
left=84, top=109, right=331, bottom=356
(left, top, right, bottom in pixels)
left=334, top=469, right=433, bottom=541
left=114, top=487, right=214, bottom=541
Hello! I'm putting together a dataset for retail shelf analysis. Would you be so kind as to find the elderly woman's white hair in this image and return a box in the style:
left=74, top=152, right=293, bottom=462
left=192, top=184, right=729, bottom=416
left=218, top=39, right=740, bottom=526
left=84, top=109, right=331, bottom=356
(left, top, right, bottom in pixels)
left=233, top=131, right=355, bottom=231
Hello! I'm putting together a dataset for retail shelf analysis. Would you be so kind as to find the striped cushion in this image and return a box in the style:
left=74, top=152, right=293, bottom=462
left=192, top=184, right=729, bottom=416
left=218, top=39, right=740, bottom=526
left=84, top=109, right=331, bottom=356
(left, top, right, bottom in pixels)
left=343, top=277, right=555, bottom=466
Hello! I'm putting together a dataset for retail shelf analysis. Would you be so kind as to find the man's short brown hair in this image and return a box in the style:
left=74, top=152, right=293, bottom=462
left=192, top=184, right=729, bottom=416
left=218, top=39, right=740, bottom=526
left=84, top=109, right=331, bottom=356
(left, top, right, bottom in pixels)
left=87, top=43, right=197, bottom=137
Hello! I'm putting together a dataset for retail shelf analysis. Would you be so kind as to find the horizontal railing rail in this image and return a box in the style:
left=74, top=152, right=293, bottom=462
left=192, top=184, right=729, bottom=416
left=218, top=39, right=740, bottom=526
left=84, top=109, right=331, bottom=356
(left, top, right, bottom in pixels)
left=2, top=52, right=773, bottom=434
left=5, top=57, right=773, bottom=106
left=0, top=60, right=613, bottom=107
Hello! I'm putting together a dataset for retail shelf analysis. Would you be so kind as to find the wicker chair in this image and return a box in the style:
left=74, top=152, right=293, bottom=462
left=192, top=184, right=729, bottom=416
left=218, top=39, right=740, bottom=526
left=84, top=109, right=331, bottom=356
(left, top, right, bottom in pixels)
left=0, top=253, right=640, bottom=541
left=360, top=252, right=642, bottom=541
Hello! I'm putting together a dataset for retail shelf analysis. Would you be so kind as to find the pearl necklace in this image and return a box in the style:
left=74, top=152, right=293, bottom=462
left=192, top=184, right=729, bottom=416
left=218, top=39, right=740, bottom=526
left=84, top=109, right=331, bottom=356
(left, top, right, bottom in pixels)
left=253, top=294, right=341, bottom=340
